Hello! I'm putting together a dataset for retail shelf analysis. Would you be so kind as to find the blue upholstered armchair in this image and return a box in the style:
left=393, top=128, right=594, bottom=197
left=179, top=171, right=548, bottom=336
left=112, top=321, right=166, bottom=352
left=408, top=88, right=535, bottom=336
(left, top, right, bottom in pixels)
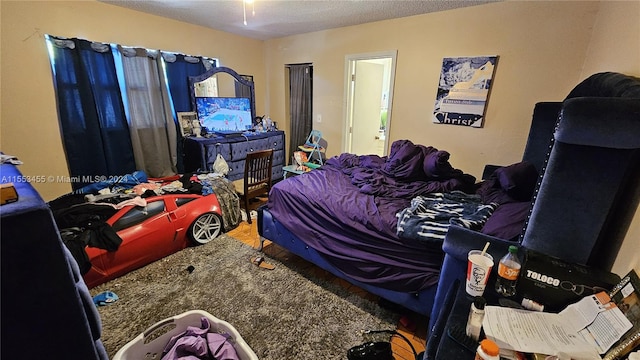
left=426, top=72, right=640, bottom=347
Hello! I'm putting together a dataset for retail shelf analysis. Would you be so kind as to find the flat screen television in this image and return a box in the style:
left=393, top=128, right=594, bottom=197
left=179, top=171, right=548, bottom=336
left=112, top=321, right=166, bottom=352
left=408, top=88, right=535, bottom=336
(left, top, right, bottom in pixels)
left=195, top=97, right=252, bottom=134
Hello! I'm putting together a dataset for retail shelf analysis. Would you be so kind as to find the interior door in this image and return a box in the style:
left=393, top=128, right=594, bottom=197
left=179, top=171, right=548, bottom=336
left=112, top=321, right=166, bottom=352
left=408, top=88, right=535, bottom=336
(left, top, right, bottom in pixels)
left=344, top=51, right=396, bottom=157
left=351, top=61, right=385, bottom=156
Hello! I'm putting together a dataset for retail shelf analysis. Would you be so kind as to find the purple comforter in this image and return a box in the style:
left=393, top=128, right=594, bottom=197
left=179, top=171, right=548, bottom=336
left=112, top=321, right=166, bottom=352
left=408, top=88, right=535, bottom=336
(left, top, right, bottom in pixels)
left=266, top=140, right=476, bottom=292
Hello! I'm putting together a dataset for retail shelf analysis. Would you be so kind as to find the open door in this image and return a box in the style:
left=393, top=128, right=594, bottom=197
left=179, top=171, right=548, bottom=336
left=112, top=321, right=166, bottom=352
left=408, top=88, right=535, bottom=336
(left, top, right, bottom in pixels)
left=344, top=51, right=396, bottom=156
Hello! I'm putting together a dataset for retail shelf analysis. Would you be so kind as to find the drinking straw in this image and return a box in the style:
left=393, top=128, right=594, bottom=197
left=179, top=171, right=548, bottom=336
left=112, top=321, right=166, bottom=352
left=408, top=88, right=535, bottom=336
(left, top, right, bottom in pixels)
left=481, top=242, right=490, bottom=256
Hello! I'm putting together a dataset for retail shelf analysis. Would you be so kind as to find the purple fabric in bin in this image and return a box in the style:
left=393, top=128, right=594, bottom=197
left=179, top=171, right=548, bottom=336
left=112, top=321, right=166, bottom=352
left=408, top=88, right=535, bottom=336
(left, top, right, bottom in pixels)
left=266, top=148, right=475, bottom=292
left=161, top=317, right=239, bottom=360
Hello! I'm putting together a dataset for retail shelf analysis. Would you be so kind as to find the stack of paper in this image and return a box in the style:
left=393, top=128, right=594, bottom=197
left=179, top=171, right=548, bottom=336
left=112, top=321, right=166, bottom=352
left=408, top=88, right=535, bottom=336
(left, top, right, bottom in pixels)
left=483, top=292, right=632, bottom=360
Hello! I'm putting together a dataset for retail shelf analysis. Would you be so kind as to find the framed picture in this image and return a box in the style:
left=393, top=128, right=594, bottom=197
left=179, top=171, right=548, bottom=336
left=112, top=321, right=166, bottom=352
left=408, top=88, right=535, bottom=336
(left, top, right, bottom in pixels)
left=433, top=56, right=498, bottom=128
left=177, top=112, right=198, bottom=137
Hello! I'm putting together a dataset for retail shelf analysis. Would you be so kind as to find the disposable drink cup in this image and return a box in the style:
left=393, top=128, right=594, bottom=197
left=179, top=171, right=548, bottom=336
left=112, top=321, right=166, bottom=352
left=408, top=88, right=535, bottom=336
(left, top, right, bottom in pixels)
left=466, top=250, right=494, bottom=297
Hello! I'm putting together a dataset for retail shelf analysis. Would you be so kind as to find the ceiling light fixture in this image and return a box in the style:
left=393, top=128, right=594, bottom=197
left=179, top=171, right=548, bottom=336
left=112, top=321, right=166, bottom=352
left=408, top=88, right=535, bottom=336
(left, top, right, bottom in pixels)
left=243, top=0, right=255, bottom=26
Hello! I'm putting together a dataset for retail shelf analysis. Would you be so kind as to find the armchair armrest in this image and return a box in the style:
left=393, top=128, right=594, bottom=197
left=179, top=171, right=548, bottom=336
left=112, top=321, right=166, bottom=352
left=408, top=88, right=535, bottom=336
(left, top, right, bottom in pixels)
left=441, top=225, right=517, bottom=263
left=428, top=226, right=520, bottom=331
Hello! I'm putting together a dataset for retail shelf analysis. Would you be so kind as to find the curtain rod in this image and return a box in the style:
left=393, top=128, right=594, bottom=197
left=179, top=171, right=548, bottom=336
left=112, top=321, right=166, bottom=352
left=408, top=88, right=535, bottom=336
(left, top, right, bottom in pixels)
left=285, top=63, right=312, bottom=67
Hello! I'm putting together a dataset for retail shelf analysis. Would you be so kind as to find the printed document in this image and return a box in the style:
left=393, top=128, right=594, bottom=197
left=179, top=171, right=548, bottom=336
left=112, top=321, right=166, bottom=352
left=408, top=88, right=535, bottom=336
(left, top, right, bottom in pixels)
left=482, top=292, right=632, bottom=360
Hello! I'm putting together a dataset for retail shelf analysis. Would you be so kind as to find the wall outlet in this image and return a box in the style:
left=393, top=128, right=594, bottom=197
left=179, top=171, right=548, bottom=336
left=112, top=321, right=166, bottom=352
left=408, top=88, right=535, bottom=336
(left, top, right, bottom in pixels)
left=317, top=114, right=322, bottom=123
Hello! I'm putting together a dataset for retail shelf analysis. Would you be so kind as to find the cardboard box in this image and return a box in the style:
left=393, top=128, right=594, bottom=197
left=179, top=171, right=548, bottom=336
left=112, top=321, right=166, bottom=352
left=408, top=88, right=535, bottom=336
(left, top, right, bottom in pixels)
left=517, top=249, right=621, bottom=312
left=1, top=183, right=18, bottom=205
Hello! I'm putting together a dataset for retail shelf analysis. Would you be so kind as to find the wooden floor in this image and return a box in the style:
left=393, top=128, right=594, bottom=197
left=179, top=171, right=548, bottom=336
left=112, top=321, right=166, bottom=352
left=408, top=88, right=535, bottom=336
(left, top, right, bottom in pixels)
left=228, top=219, right=427, bottom=360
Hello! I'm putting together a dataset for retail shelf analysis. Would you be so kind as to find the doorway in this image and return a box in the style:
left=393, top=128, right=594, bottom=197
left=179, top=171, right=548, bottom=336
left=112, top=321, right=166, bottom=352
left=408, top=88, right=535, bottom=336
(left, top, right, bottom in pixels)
left=286, top=63, right=313, bottom=165
left=344, top=51, right=397, bottom=156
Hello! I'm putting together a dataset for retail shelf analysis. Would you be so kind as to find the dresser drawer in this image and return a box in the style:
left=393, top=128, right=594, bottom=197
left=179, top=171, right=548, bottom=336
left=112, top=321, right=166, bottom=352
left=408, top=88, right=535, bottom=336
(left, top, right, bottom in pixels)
left=230, top=138, right=270, bottom=161
left=185, top=131, right=285, bottom=179
left=226, top=160, right=245, bottom=181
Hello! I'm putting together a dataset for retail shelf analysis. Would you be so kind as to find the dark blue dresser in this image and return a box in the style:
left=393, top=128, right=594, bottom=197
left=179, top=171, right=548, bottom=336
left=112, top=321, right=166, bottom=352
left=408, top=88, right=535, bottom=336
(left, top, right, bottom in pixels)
left=183, top=130, right=285, bottom=181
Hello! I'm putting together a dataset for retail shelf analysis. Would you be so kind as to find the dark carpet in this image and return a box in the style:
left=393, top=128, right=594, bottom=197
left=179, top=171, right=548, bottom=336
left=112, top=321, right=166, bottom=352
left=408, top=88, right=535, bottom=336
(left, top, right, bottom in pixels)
left=91, top=234, right=400, bottom=359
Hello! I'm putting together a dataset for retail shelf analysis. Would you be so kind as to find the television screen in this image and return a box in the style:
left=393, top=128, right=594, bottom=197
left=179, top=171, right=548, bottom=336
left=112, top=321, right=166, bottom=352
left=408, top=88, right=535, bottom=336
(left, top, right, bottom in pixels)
left=195, top=97, right=252, bottom=134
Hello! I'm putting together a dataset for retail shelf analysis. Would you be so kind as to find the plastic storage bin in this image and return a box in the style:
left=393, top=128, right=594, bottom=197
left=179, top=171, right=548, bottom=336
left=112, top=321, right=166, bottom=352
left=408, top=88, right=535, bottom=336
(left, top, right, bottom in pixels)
left=113, top=310, right=258, bottom=360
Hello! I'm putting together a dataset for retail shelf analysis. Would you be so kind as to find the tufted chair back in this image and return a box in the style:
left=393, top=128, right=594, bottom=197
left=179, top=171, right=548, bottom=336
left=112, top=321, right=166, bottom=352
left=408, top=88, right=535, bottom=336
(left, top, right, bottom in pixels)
left=521, top=72, right=640, bottom=270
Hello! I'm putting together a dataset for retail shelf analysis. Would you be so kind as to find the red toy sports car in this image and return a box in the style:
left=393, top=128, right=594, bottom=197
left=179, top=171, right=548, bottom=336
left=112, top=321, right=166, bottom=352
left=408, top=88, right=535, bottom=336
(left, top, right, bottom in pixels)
left=82, top=193, right=223, bottom=288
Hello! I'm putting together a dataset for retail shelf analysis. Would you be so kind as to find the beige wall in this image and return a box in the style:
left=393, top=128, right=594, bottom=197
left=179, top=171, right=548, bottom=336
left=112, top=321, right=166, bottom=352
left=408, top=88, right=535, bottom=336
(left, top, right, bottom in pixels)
left=581, top=1, right=640, bottom=78
left=265, top=1, right=601, bottom=176
left=263, top=1, right=639, bottom=276
left=0, top=0, right=265, bottom=200
left=1, top=1, right=638, bottom=275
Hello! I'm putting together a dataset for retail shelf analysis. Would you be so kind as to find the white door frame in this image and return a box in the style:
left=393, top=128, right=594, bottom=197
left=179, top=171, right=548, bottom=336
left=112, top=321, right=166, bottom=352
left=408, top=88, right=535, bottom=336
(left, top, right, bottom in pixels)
left=342, top=50, right=397, bottom=155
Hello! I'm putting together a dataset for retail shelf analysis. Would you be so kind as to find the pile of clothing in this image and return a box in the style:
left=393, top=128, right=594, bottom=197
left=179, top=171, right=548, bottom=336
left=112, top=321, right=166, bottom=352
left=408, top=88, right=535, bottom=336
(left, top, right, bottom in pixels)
left=49, top=171, right=241, bottom=274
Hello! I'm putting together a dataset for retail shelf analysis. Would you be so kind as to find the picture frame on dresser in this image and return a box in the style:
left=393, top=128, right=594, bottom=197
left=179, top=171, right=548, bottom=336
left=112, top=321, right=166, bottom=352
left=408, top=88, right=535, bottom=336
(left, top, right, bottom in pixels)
left=177, top=111, right=198, bottom=137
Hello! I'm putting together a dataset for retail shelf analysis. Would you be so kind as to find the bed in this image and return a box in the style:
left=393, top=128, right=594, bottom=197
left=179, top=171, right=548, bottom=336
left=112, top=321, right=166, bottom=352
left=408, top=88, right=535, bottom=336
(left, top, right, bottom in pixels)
left=258, top=139, right=534, bottom=316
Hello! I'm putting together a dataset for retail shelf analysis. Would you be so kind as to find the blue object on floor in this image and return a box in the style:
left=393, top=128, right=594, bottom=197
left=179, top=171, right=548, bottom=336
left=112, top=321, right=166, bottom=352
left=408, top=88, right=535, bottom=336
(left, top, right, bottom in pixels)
left=93, top=291, right=119, bottom=306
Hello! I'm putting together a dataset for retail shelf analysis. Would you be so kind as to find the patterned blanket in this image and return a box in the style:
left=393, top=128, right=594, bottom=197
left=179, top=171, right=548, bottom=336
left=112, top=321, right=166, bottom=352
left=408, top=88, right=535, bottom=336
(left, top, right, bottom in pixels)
left=397, top=191, right=497, bottom=243
left=207, top=177, right=241, bottom=232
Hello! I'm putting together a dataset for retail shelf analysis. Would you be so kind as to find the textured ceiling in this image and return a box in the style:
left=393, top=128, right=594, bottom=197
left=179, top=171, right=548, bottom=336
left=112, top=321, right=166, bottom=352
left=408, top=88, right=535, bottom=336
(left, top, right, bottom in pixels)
left=100, top=0, right=498, bottom=40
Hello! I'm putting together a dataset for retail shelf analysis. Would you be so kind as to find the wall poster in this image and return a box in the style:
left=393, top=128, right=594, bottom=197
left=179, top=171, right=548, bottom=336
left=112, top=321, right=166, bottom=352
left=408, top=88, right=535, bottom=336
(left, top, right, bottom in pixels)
left=433, top=56, right=498, bottom=128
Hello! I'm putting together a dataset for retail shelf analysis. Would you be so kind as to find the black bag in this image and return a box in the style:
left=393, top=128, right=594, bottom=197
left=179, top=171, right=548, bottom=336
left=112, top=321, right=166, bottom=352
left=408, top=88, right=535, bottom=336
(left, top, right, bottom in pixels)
left=347, top=330, right=417, bottom=360
left=517, top=249, right=621, bottom=312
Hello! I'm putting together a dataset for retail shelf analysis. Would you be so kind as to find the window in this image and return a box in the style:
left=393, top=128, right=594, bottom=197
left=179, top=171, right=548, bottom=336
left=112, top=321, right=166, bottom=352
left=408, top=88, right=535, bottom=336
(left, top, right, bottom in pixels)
left=175, top=197, right=196, bottom=207
left=46, top=34, right=218, bottom=181
left=112, top=200, right=166, bottom=232
left=46, top=36, right=136, bottom=183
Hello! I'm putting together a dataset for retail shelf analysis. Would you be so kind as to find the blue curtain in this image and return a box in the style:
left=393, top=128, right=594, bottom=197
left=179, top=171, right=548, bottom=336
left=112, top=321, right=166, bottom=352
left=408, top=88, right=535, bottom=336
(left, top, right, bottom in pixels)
left=47, top=36, right=135, bottom=188
left=163, top=54, right=209, bottom=112
left=162, top=54, right=209, bottom=172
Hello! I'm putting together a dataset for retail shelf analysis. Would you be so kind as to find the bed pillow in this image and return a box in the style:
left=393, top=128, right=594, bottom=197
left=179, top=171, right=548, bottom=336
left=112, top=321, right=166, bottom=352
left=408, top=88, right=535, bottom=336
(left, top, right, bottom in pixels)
left=481, top=201, right=531, bottom=241
left=494, top=161, right=539, bottom=201
left=476, top=178, right=514, bottom=205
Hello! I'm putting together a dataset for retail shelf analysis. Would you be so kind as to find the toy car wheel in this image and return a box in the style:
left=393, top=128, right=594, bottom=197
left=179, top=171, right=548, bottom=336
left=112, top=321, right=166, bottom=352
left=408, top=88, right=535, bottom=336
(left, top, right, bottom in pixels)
left=189, top=213, right=222, bottom=245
